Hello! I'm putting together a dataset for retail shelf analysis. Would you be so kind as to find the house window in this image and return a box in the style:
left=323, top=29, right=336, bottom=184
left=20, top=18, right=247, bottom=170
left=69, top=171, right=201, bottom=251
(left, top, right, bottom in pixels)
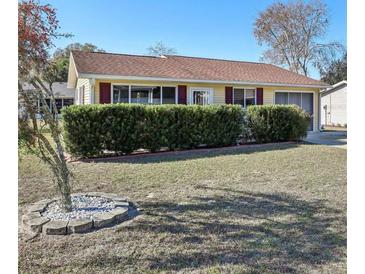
left=112, top=85, right=176, bottom=104
left=275, top=92, right=288, bottom=104
left=113, top=85, right=129, bottom=103
left=162, top=87, right=176, bottom=104
left=288, top=93, right=301, bottom=106
left=55, top=99, right=63, bottom=113
left=63, top=98, right=74, bottom=107
left=151, top=87, right=161, bottom=104
left=245, top=89, right=256, bottom=106
left=37, top=98, right=74, bottom=114
left=131, top=86, right=160, bottom=104
left=233, top=88, right=256, bottom=107
left=233, top=88, right=244, bottom=106
left=39, top=98, right=52, bottom=114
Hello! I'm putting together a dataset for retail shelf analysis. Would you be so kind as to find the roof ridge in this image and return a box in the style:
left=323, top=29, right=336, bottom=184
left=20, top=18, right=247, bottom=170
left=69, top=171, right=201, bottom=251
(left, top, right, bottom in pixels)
left=71, top=50, right=161, bottom=59
left=71, top=50, right=267, bottom=65
left=166, top=54, right=267, bottom=65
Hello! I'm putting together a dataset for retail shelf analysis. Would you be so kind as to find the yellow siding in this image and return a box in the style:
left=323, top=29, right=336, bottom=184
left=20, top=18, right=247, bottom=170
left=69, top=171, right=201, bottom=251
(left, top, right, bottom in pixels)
left=92, top=79, right=320, bottom=131
left=186, top=83, right=225, bottom=104
left=76, top=78, right=91, bottom=104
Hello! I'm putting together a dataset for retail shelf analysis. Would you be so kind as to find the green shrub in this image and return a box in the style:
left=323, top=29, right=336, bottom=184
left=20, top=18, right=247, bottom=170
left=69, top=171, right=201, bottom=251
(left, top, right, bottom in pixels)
left=62, top=104, right=244, bottom=157
left=245, top=105, right=311, bottom=143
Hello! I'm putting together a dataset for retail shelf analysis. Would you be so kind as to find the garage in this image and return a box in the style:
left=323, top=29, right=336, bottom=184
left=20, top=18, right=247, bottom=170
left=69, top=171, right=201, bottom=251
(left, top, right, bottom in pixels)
left=275, top=91, right=314, bottom=131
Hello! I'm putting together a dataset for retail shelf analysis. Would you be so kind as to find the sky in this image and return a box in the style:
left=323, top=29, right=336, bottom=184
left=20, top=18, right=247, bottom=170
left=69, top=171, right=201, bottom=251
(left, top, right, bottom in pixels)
left=44, top=0, right=347, bottom=79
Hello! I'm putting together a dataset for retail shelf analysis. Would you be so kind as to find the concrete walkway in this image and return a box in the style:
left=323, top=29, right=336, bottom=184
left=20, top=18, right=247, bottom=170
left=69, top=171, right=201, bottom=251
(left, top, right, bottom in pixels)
left=304, top=131, right=347, bottom=149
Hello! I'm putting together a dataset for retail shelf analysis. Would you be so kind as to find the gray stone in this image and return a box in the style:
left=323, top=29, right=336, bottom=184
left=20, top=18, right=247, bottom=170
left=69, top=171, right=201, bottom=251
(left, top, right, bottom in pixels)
left=43, top=220, right=68, bottom=235
left=114, top=201, right=130, bottom=207
left=113, top=196, right=128, bottom=202
left=38, top=198, right=54, bottom=204
left=93, top=212, right=115, bottom=228
left=28, top=217, right=50, bottom=233
left=70, top=192, right=84, bottom=197
left=28, top=202, right=48, bottom=213
left=109, top=207, right=128, bottom=222
left=22, top=211, right=41, bottom=226
left=67, top=218, right=93, bottom=234
left=85, top=192, right=104, bottom=197
left=99, top=193, right=123, bottom=200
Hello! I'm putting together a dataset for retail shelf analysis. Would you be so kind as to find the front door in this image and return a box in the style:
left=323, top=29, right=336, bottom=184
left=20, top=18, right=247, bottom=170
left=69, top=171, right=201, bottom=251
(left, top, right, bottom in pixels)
left=100, top=83, right=111, bottom=104
left=190, top=87, right=212, bottom=105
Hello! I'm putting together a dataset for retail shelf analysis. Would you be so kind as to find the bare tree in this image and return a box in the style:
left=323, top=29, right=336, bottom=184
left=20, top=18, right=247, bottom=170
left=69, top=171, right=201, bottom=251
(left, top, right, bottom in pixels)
left=147, top=41, right=177, bottom=56
left=253, top=0, right=344, bottom=76
left=18, top=0, right=72, bottom=211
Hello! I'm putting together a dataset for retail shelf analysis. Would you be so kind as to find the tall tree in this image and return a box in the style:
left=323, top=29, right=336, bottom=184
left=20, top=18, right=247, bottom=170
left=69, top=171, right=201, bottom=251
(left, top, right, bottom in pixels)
left=147, top=41, right=177, bottom=56
left=253, top=0, right=344, bottom=76
left=320, top=53, right=347, bottom=85
left=18, top=0, right=72, bottom=211
left=50, top=43, right=105, bottom=82
left=53, top=42, right=105, bottom=59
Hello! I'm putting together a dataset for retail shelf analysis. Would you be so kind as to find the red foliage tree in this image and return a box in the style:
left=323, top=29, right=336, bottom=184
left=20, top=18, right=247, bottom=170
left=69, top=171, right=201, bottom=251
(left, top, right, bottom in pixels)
left=18, top=0, right=72, bottom=211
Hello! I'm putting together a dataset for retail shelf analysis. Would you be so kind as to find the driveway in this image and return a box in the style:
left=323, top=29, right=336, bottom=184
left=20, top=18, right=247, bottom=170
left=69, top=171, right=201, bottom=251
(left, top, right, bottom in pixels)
left=304, top=131, right=347, bottom=149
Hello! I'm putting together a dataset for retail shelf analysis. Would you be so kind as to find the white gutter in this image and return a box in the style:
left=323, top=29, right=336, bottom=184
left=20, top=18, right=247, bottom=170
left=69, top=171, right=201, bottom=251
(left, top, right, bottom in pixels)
left=320, top=80, right=347, bottom=95
left=78, top=73, right=330, bottom=89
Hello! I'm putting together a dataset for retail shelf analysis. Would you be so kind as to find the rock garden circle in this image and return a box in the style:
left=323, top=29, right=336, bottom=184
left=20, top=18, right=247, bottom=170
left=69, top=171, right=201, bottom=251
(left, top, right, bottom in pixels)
left=22, top=192, right=139, bottom=235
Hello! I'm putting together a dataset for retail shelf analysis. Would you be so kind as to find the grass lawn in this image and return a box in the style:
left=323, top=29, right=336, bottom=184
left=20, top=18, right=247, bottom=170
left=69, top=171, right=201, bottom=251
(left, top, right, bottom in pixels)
left=18, top=143, right=346, bottom=273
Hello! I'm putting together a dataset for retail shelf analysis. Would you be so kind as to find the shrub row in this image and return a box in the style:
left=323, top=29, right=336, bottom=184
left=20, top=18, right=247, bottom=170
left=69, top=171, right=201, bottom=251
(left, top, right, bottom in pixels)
left=245, top=105, right=311, bottom=143
left=62, top=104, right=310, bottom=158
left=62, top=104, right=244, bottom=157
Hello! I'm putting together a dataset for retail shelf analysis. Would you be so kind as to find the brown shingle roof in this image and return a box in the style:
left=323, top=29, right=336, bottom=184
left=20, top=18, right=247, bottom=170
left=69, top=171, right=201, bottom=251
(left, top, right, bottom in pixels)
left=71, top=51, right=328, bottom=87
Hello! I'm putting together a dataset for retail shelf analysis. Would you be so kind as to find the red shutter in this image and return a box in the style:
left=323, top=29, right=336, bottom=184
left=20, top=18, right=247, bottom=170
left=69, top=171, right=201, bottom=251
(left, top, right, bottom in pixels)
left=225, top=86, right=233, bottom=104
left=99, top=82, right=111, bottom=104
left=256, top=88, right=263, bottom=105
left=178, top=85, right=187, bottom=104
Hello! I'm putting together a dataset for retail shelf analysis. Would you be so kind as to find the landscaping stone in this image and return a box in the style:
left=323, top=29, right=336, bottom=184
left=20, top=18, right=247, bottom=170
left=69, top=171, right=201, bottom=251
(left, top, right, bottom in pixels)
left=22, top=211, right=41, bottom=225
left=99, top=193, right=119, bottom=200
left=109, top=207, right=128, bottom=222
left=28, top=217, right=50, bottom=233
left=71, top=192, right=84, bottom=197
left=28, top=203, right=47, bottom=213
left=43, top=220, right=68, bottom=235
left=114, top=201, right=130, bottom=207
left=67, top=218, right=93, bottom=234
left=23, top=193, right=139, bottom=236
left=84, top=192, right=104, bottom=197
left=113, top=196, right=128, bottom=202
left=27, top=199, right=53, bottom=213
left=93, top=212, right=115, bottom=228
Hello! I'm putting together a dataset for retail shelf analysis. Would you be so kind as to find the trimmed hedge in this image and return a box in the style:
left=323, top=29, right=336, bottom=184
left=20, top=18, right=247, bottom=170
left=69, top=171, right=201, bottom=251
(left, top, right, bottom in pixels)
left=62, top=104, right=244, bottom=157
left=245, top=105, right=311, bottom=143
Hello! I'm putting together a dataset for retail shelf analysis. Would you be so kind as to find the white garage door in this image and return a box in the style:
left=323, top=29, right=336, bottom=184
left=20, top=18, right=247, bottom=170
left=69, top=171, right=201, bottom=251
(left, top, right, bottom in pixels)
left=275, top=92, right=314, bottom=131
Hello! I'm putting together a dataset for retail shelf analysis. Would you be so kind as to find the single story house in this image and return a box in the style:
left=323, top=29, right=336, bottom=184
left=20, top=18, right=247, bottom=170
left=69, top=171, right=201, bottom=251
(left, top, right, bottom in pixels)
left=22, top=82, right=75, bottom=118
left=67, top=51, right=329, bottom=131
left=321, top=80, right=347, bottom=127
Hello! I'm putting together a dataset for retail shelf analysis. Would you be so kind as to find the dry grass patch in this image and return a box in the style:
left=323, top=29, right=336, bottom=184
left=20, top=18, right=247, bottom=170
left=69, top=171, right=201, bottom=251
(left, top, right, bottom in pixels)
left=19, top=143, right=346, bottom=273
